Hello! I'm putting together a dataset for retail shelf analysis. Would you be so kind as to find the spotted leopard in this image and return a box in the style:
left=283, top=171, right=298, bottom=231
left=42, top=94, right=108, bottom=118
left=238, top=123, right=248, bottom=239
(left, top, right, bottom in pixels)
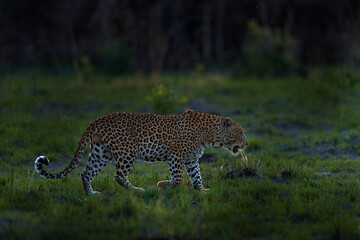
left=35, top=110, right=248, bottom=194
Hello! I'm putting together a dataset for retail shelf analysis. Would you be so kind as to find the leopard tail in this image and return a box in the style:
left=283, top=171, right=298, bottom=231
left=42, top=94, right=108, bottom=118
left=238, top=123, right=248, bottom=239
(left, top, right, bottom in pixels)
left=34, top=126, right=92, bottom=179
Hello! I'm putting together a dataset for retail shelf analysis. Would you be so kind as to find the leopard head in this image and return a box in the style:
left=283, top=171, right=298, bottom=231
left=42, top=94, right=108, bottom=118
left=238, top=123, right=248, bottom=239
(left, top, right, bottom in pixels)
left=216, top=117, right=248, bottom=155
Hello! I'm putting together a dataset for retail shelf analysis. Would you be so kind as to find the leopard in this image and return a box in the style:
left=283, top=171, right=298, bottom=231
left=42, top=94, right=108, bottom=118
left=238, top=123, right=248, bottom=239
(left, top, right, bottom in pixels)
left=34, top=110, right=248, bottom=195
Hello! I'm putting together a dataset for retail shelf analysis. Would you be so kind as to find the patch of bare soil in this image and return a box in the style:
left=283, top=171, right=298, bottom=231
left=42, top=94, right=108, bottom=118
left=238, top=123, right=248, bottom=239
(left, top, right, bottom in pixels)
left=304, top=144, right=360, bottom=160
left=281, top=143, right=309, bottom=153
left=305, top=145, right=343, bottom=155
left=315, top=171, right=359, bottom=178
left=271, top=170, right=293, bottom=184
left=225, top=165, right=263, bottom=179
left=276, top=120, right=311, bottom=133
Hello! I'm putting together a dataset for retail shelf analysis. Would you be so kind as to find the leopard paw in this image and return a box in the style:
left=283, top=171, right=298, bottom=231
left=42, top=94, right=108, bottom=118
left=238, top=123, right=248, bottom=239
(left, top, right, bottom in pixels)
left=157, top=180, right=172, bottom=189
left=194, top=185, right=210, bottom=191
left=89, top=191, right=101, bottom=195
left=132, top=187, right=145, bottom=192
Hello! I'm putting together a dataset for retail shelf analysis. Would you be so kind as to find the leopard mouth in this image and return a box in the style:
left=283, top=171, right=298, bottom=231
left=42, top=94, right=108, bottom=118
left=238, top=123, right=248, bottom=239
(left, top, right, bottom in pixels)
left=232, top=145, right=241, bottom=154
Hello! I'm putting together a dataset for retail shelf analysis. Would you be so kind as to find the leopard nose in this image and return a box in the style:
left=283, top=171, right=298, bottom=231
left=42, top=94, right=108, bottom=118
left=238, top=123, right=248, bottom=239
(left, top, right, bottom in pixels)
left=245, top=139, right=248, bottom=146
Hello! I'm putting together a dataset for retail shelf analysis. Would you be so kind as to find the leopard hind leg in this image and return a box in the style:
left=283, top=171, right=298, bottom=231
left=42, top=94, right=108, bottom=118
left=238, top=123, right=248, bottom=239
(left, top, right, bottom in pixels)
left=157, top=154, right=184, bottom=189
left=113, top=152, right=145, bottom=192
left=81, top=141, right=112, bottom=195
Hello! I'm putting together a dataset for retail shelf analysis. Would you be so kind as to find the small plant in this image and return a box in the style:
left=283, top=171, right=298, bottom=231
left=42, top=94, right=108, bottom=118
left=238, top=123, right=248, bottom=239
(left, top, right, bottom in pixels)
left=73, top=55, right=94, bottom=85
left=226, top=151, right=261, bottom=178
left=241, top=21, right=298, bottom=77
left=145, top=84, right=188, bottom=115
left=194, top=63, right=206, bottom=75
left=95, top=40, right=133, bottom=74
left=239, top=150, right=261, bottom=176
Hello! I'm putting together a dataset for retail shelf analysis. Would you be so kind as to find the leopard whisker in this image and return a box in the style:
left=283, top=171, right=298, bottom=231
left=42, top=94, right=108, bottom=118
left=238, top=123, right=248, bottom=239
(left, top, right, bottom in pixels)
left=240, top=149, right=248, bottom=162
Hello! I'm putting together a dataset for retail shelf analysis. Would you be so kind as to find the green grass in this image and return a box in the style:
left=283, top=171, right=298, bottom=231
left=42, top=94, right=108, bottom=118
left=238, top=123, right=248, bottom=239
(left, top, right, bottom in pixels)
left=1, top=71, right=360, bottom=239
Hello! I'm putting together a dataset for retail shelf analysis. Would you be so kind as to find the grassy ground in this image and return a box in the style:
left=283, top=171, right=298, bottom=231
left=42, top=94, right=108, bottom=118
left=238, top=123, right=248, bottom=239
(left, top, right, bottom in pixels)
left=1, top=70, right=360, bottom=239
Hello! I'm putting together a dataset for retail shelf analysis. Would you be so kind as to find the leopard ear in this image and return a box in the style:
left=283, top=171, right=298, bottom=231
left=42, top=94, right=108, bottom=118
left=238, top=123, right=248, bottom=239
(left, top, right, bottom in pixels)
left=224, top=118, right=232, bottom=127
left=184, top=109, right=196, bottom=114
left=185, top=109, right=195, bottom=113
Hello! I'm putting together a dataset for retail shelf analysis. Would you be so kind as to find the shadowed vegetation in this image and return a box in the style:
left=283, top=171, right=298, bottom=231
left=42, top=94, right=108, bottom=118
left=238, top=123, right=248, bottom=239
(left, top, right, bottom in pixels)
left=0, top=70, right=360, bottom=239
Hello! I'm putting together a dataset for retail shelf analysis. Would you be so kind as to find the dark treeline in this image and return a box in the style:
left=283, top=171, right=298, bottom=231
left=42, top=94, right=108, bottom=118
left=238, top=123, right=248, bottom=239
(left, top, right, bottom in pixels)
left=0, top=0, right=359, bottom=73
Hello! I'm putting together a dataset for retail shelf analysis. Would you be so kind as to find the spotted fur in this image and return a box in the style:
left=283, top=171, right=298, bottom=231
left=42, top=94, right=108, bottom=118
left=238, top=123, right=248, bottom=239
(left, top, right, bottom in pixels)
left=35, top=110, right=248, bottom=194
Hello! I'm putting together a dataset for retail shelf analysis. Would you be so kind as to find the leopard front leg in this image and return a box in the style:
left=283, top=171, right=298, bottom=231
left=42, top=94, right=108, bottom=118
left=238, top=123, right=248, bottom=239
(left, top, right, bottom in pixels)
left=185, top=159, right=209, bottom=191
left=183, top=148, right=209, bottom=191
left=157, top=155, right=184, bottom=189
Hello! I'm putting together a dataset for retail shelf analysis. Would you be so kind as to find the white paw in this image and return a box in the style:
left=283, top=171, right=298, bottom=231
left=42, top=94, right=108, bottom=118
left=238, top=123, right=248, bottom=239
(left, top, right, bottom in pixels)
left=89, top=191, right=101, bottom=195
left=157, top=180, right=172, bottom=189
left=133, top=187, right=145, bottom=192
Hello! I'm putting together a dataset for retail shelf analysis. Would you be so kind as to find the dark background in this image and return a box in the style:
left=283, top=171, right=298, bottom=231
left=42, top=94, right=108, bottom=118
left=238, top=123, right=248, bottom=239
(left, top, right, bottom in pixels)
left=1, top=0, right=359, bottom=73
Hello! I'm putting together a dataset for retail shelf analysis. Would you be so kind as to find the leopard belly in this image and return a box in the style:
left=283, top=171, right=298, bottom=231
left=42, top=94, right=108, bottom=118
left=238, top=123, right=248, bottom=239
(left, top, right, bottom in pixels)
left=136, top=142, right=169, bottom=162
